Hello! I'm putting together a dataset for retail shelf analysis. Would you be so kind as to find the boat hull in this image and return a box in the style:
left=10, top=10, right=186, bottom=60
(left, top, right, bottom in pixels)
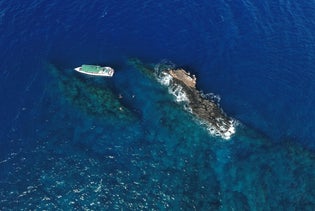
left=74, top=66, right=114, bottom=77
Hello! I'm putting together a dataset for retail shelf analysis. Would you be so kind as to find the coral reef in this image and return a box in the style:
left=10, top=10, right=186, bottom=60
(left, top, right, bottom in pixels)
left=47, top=64, right=136, bottom=122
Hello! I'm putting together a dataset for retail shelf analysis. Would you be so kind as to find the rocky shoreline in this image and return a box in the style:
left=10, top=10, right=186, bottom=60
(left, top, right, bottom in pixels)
left=128, top=58, right=236, bottom=139
left=159, top=68, right=236, bottom=139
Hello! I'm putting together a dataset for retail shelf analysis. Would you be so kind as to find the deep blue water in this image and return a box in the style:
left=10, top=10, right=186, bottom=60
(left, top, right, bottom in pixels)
left=1, top=0, right=315, bottom=210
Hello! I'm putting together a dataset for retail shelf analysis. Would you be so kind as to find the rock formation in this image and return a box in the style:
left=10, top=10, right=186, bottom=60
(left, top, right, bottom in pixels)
left=128, top=58, right=236, bottom=139
left=161, top=68, right=236, bottom=139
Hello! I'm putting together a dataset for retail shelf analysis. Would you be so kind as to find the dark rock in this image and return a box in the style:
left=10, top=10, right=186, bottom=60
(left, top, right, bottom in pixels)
left=165, top=69, right=236, bottom=139
left=128, top=58, right=236, bottom=139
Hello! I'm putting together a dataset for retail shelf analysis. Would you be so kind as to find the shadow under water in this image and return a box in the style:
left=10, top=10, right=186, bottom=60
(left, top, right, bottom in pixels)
left=48, top=64, right=137, bottom=123
left=0, top=60, right=314, bottom=210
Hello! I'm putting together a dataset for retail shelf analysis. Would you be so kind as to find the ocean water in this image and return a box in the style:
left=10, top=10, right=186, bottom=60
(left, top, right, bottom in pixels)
left=1, top=0, right=315, bottom=210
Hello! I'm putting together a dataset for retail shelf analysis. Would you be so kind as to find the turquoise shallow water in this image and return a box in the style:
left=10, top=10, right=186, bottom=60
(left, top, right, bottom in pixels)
left=1, top=62, right=315, bottom=210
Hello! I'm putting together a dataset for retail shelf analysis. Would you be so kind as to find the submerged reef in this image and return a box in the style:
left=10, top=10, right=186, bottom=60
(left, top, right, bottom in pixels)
left=47, top=64, right=136, bottom=122
left=129, top=58, right=236, bottom=139
left=1, top=61, right=315, bottom=210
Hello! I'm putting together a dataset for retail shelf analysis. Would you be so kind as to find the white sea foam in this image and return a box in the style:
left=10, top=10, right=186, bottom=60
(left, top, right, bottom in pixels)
left=157, top=72, right=173, bottom=86
left=169, top=85, right=189, bottom=103
left=205, top=119, right=237, bottom=140
left=157, top=72, right=189, bottom=103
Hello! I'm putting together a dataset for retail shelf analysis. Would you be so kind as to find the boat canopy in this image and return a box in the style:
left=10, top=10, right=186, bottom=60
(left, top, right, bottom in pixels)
left=81, top=65, right=104, bottom=73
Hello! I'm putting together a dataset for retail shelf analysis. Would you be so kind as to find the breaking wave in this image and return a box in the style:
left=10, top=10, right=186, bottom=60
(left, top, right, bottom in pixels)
left=204, top=118, right=237, bottom=140
left=156, top=72, right=189, bottom=103
left=154, top=59, right=176, bottom=75
left=154, top=60, right=189, bottom=103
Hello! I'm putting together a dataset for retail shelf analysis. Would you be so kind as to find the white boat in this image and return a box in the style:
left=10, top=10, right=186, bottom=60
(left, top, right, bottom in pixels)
left=74, top=65, right=114, bottom=77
